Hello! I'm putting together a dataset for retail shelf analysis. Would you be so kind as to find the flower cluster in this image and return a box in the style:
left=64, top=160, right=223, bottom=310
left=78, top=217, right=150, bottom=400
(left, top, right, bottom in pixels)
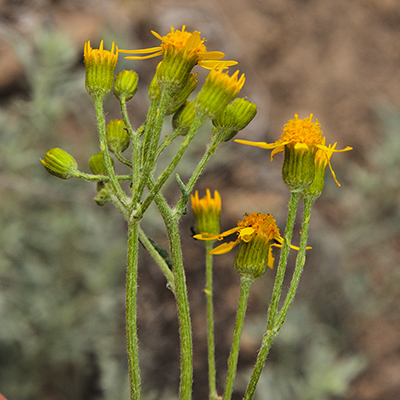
left=40, top=22, right=354, bottom=400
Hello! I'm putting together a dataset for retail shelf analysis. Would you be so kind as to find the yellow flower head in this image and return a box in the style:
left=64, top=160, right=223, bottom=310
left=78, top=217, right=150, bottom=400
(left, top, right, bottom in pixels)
left=195, top=67, right=246, bottom=119
left=84, top=40, right=118, bottom=98
left=236, top=114, right=323, bottom=159
left=120, top=25, right=238, bottom=93
left=191, top=189, right=221, bottom=236
left=194, top=212, right=283, bottom=270
left=119, top=25, right=237, bottom=70
left=235, top=113, right=352, bottom=186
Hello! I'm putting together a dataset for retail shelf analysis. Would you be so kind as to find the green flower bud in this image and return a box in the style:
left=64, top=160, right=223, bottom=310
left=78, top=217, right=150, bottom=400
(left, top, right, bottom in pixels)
left=166, top=73, right=198, bottom=115
left=41, top=148, right=78, bottom=179
left=172, top=101, right=196, bottom=135
left=89, top=152, right=114, bottom=175
left=212, top=103, right=236, bottom=130
left=94, top=187, right=111, bottom=206
left=113, top=70, right=139, bottom=102
left=212, top=98, right=257, bottom=142
left=226, top=98, right=257, bottom=140
left=106, top=119, right=130, bottom=153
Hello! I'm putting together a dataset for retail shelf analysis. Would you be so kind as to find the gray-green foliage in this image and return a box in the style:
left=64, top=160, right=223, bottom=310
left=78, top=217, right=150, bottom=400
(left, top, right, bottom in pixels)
left=0, top=29, right=129, bottom=400
left=344, top=100, right=400, bottom=315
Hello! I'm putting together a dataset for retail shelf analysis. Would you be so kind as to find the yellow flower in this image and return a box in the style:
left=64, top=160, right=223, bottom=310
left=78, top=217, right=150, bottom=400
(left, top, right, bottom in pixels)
left=84, top=40, right=118, bottom=98
left=119, top=25, right=236, bottom=70
left=119, top=25, right=238, bottom=93
left=194, top=212, right=283, bottom=270
left=191, top=189, right=221, bottom=236
left=235, top=113, right=352, bottom=186
left=195, top=67, right=246, bottom=119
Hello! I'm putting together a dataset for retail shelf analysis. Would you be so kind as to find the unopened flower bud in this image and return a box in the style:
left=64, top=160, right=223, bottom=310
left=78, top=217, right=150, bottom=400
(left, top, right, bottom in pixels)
left=94, top=187, right=111, bottom=206
left=226, top=98, right=257, bottom=141
left=172, top=101, right=196, bottom=135
left=113, top=70, right=138, bottom=102
left=166, top=73, right=198, bottom=115
left=41, top=148, right=78, bottom=179
left=106, top=119, right=130, bottom=153
left=212, top=103, right=236, bottom=130
left=212, top=98, right=257, bottom=142
left=89, top=152, right=114, bottom=175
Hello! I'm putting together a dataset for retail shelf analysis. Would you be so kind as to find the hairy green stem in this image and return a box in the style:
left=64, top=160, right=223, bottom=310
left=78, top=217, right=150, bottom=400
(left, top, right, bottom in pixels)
left=266, top=191, right=300, bottom=329
left=140, top=116, right=206, bottom=216
left=223, top=277, right=254, bottom=400
left=119, top=99, right=141, bottom=197
left=115, top=151, right=133, bottom=168
left=243, top=192, right=307, bottom=400
left=109, top=194, right=129, bottom=220
left=138, top=227, right=175, bottom=291
left=126, top=218, right=141, bottom=400
left=205, top=241, right=218, bottom=400
left=154, top=126, right=187, bottom=161
left=175, top=139, right=219, bottom=215
left=93, top=95, right=129, bottom=207
left=154, top=192, right=193, bottom=400
left=276, top=197, right=314, bottom=327
left=74, top=171, right=132, bottom=182
left=119, top=98, right=136, bottom=141
left=133, top=89, right=171, bottom=205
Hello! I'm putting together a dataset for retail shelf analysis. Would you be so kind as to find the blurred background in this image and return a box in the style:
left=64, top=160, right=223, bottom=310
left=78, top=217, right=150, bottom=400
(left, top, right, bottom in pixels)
left=1, top=0, right=400, bottom=399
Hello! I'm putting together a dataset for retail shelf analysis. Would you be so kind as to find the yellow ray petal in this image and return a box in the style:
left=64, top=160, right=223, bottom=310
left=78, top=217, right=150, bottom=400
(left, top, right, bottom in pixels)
left=210, top=240, right=240, bottom=255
